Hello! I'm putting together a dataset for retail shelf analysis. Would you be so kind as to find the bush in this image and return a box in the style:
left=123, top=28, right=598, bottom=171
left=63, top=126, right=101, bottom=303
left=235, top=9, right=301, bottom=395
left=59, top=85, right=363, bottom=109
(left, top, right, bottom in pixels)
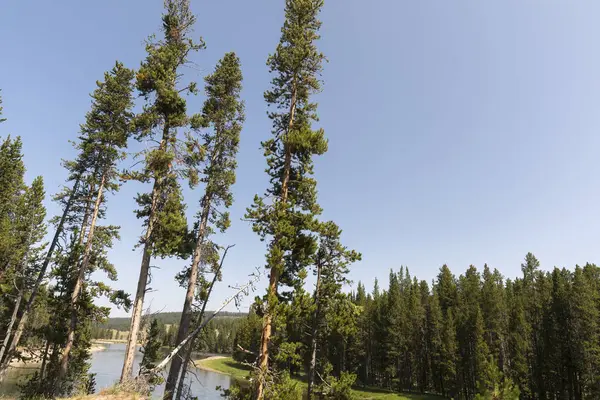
left=317, top=371, right=357, bottom=400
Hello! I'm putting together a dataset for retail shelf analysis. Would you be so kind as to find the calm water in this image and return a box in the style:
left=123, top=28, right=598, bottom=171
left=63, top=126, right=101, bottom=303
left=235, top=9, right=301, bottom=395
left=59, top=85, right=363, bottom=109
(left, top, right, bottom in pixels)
left=2, top=343, right=231, bottom=399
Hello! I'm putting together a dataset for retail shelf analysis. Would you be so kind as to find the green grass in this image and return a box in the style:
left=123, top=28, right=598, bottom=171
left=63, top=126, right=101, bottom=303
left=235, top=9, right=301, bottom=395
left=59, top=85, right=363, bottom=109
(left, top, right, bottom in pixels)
left=197, top=357, right=253, bottom=381
left=196, top=357, right=442, bottom=400
left=352, top=386, right=440, bottom=399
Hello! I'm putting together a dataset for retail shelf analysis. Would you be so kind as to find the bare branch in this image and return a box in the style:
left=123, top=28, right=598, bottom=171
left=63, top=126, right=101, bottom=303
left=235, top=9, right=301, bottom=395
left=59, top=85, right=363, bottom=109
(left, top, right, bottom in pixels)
left=148, top=250, right=261, bottom=374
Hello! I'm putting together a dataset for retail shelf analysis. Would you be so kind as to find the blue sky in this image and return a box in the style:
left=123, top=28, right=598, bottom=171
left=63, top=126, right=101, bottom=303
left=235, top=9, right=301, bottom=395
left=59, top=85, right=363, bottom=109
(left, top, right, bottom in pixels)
left=2, top=1, right=600, bottom=317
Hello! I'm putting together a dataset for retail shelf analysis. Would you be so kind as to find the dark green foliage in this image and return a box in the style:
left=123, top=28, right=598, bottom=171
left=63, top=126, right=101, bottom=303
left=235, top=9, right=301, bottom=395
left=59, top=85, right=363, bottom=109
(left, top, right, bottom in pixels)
left=139, top=319, right=164, bottom=387
left=221, top=372, right=303, bottom=400
left=141, top=319, right=162, bottom=372
left=344, top=257, right=600, bottom=400
left=244, top=2, right=329, bottom=397
left=0, top=136, right=26, bottom=278
left=11, top=62, right=135, bottom=398
left=0, top=133, right=48, bottom=380
left=195, top=52, right=244, bottom=227
left=127, top=0, right=205, bottom=259
left=317, top=371, right=357, bottom=400
left=91, top=311, right=245, bottom=331
left=229, top=254, right=600, bottom=400
left=475, top=357, right=520, bottom=400
left=164, top=51, right=245, bottom=399
left=121, top=0, right=207, bottom=382
left=234, top=309, right=263, bottom=363
left=245, top=0, right=329, bottom=291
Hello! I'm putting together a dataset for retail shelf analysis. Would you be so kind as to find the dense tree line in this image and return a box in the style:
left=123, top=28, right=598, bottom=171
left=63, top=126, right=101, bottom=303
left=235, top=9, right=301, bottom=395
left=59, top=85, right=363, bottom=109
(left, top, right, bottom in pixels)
left=233, top=254, right=600, bottom=400
left=91, top=316, right=243, bottom=356
left=91, top=311, right=244, bottom=332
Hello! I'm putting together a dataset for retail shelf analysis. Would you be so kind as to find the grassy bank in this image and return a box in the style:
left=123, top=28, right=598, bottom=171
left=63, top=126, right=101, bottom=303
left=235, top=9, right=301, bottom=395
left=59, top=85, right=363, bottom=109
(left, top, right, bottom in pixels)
left=196, top=357, right=442, bottom=400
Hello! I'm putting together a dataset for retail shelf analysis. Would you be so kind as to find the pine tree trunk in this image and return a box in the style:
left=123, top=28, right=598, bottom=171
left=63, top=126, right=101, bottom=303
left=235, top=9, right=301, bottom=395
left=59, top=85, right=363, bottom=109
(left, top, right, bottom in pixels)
left=0, top=289, right=22, bottom=364
left=174, top=250, right=219, bottom=400
left=77, top=179, right=96, bottom=248
left=150, top=246, right=233, bottom=375
left=0, top=177, right=81, bottom=382
left=307, top=265, right=321, bottom=400
left=39, top=340, right=50, bottom=380
left=121, top=147, right=166, bottom=381
left=121, top=242, right=153, bottom=381
left=255, top=83, right=297, bottom=400
left=59, top=175, right=105, bottom=380
left=174, top=341, right=193, bottom=400
left=164, top=199, right=211, bottom=399
left=307, top=261, right=322, bottom=400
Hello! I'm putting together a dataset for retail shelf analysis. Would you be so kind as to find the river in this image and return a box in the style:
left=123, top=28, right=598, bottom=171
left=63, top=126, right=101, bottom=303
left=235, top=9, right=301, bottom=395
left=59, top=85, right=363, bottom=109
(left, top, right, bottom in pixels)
left=2, top=343, right=232, bottom=399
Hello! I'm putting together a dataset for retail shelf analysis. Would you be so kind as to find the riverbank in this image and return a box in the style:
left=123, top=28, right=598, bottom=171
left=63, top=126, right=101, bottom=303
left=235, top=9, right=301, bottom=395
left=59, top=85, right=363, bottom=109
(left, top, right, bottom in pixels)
left=195, top=357, right=442, bottom=400
left=8, top=343, right=106, bottom=368
left=92, top=339, right=127, bottom=344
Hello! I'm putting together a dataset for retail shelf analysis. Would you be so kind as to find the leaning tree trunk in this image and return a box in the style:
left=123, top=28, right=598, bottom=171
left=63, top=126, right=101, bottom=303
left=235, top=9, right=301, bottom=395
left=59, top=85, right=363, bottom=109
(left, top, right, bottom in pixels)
left=164, top=198, right=211, bottom=400
left=0, top=290, right=22, bottom=365
left=255, top=84, right=297, bottom=400
left=307, top=261, right=323, bottom=400
left=76, top=180, right=95, bottom=248
left=174, top=263, right=217, bottom=400
left=174, top=341, right=194, bottom=400
left=59, top=174, right=105, bottom=380
left=148, top=246, right=245, bottom=376
left=0, top=177, right=81, bottom=382
left=120, top=164, right=164, bottom=382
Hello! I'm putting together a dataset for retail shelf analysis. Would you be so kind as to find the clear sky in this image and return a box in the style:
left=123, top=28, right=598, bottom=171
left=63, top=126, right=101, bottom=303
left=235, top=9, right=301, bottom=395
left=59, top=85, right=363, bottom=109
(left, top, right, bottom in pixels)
left=2, top=1, right=600, bottom=317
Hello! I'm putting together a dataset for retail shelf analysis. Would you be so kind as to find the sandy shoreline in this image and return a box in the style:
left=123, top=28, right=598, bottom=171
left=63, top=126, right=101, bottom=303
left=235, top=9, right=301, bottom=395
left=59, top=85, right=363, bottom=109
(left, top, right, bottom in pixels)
left=9, top=342, right=106, bottom=367
left=90, top=342, right=107, bottom=352
left=92, top=339, right=127, bottom=344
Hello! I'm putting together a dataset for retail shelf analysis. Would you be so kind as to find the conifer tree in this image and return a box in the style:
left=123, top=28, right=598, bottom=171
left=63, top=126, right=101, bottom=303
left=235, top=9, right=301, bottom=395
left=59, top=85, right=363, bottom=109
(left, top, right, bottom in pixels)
left=140, top=318, right=164, bottom=388
left=0, top=136, right=25, bottom=279
left=505, top=279, right=531, bottom=397
left=164, top=52, right=244, bottom=399
left=234, top=306, right=263, bottom=363
left=410, top=279, right=427, bottom=391
left=22, top=131, right=131, bottom=397
left=120, top=0, right=205, bottom=381
left=0, top=138, right=49, bottom=380
left=474, top=356, right=520, bottom=400
left=480, top=265, right=508, bottom=370
left=437, top=264, right=458, bottom=314
left=0, top=176, right=46, bottom=366
left=456, top=266, right=488, bottom=399
left=58, top=61, right=135, bottom=380
left=576, top=264, right=600, bottom=399
left=426, top=289, right=444, bottom=394
left=0, top=131, right=92, bottom=382
left=306, top=221, right=360, bottom=399
left=520, top=252, right=547, bottom=397
left=382, top=269, right=406, bottom=387
left=244, top=0, right=328, bottom=397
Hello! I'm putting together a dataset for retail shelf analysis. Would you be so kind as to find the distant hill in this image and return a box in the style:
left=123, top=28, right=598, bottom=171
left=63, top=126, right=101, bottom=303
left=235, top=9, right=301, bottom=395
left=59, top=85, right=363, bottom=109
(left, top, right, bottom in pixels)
left=101, top=311, right=247, bottom=331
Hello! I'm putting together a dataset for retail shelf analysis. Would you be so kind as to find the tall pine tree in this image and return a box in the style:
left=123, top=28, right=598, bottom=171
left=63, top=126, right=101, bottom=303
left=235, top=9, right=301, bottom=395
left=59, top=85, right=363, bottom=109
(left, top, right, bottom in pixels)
left=58, top=61, right=135, bottom=382
left=164, top=52, right=244, bottom=399
left=244, top=0, right=328, bottom=397
left=306, top=221, right=360, bottom=399
left=120, top=0, right=204, bottom=381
